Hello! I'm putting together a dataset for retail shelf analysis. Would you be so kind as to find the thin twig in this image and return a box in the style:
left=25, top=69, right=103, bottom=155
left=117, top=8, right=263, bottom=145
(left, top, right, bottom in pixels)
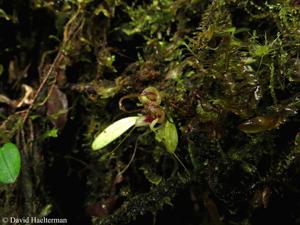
left=22, top=10, right=84, bottom=124
left=22, top=52, right=64, bottom=124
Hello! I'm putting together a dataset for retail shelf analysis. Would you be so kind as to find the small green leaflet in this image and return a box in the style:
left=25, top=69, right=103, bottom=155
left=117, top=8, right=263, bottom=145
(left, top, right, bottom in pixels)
left=140, top=166, right=162, bottom=185
left=92, top=116, right=139, bottom=150
left=41, top=128, right=58, bottom=140
left=155, top=118, right=178, bottom=154
left=0, top=9, right=10, bottom=20
left=0, top=143, right=21, bottom=184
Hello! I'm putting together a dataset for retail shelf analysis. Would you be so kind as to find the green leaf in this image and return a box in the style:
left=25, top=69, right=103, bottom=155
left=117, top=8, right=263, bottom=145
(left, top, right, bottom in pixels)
left=94, top=4, right=111, bottom=17
left=155, top=118, right=178, bottom=154
left=41, top=128, right=58, bottom=140
left=0, top=9, right=10, bottom=21
left=140, top=166, right=162, bottom=185
left=92, top=116, right=139, bottom=151
left=0, top=143, right=21, bottom=184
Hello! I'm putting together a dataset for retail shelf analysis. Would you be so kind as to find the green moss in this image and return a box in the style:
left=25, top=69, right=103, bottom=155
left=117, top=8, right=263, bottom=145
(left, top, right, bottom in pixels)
left=0, top=0, right=300, bottom=224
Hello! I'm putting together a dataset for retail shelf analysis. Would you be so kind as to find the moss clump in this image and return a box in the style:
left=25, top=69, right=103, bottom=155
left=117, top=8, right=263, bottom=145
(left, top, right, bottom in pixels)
left=0, top=0, right=299, bottom=224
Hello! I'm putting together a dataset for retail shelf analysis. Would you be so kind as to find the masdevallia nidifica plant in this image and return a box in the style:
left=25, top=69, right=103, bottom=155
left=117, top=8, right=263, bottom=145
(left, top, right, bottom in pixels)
left=91, top=86, right=188, bottom=175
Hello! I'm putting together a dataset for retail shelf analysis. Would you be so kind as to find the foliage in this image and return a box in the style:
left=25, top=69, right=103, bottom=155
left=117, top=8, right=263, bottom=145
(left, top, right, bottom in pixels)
left=0, top=143, right=21, bottom=184
left=0, top=0, right=299, bottom=224
left=92, top=116, right=139, bottom=151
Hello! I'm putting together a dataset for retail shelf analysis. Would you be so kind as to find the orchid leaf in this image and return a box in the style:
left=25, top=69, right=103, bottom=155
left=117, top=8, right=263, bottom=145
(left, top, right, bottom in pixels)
left=155, top=118, right=178, bottom=154
left=92, top=116, right=139, bottom=150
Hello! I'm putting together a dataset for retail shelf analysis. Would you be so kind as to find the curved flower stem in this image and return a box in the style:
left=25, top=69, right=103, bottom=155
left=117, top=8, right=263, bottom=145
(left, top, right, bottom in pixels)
left=118, top=93, right=139, bottom=112
left=172, top=153, right=190, bottom=176
left=118, top=129, right=152, bottom=176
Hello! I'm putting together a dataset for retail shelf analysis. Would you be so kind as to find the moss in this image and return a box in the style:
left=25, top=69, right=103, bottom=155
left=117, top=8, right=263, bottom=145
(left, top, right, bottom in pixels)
left=0, top=0, right=300, bottom=224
